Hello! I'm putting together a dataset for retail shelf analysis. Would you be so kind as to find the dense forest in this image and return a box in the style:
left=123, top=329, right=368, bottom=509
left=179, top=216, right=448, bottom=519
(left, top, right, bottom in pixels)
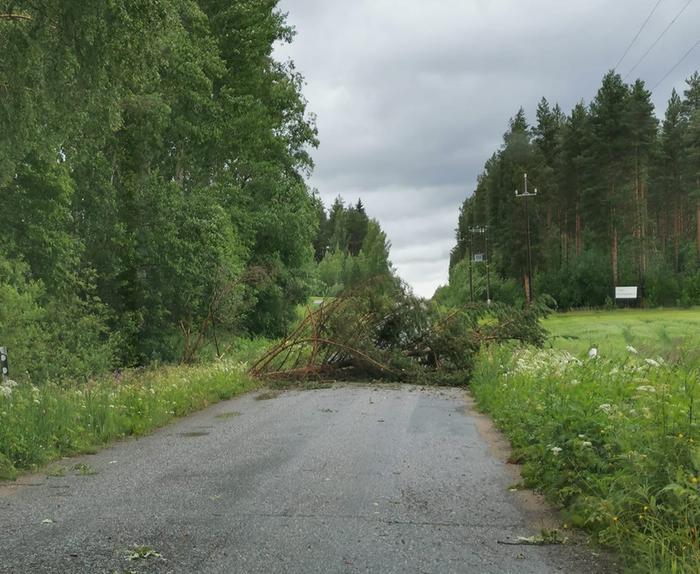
left=311, top=196, right=394, bottom=296
left=437, top=71, right=700, bottom=309
left=0, top=1, right=333, bottom=384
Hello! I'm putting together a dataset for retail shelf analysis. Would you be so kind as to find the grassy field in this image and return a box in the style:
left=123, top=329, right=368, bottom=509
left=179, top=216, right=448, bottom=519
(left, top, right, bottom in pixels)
left=472, top=308, right=700, bottom=573
left=544, top=307, right=700, bottom=361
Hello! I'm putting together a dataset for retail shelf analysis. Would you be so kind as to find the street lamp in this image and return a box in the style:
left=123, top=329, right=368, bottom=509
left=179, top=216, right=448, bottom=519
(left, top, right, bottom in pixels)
left=515, top=173, right=537, bottom=304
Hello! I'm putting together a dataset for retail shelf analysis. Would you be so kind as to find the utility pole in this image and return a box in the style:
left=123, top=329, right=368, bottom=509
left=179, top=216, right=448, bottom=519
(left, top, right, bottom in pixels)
left=469, top=226, right=489, bottom=303
left=485, top=226, right=491, bottom=304
left=515, top=173, right=537, bottom=304
left=468, top=230, right=474, bottom=303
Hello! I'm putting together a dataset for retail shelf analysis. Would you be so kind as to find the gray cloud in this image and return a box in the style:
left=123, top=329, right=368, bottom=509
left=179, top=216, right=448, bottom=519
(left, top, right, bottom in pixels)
left=276, top=0, right=700, bottom=297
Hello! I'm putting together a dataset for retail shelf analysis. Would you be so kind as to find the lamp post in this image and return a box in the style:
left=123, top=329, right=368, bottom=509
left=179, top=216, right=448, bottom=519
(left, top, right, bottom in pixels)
left=515, top=173, right=537, bottom=304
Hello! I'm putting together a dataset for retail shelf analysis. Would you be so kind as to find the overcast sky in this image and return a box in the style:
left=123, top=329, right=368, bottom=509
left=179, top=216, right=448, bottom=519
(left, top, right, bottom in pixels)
left=275, top=0, right=700, bottom=298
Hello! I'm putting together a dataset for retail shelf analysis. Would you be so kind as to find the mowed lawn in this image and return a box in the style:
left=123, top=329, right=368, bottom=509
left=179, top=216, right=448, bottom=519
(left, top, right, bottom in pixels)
left=543, top=307, right=700, bottom=360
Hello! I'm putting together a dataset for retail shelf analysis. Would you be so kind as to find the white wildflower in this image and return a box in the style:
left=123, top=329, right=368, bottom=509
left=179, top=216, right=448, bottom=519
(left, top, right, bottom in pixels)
left=581, top=441, right=592, bottom=447
left=550, top=446, right=562, bottom=456
left=570, top=379, right=581, bottom=386
left=0, top=385, right=11, bottom=399
left=598, top=403, right=613, bottom=414
left=645, top=358, right=661, bottom=368
left=610, top=367, right=619, bottom=375
left=636, top=385, right=656, bottom=393
left=578, top=434, right=586, bottom=439
left=626, top=345, right=638, bottom=355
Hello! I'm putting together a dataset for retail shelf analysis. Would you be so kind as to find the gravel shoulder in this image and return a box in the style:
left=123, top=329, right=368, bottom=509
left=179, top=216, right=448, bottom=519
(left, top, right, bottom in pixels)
left=0, top=383, right=616, bottom=573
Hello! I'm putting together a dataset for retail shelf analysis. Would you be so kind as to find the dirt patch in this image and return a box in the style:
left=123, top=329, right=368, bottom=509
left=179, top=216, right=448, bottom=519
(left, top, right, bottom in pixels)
left=214, top=411, right=241, bottom=420
left=465, top=392, right=560, bottom=529
left=255, top=390, right=281, bottom=401
left=463, top=391, right=619, bottom=571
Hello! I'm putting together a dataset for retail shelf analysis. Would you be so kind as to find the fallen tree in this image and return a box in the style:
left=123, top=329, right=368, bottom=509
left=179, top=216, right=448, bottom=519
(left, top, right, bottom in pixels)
left=250, top=283, right=551, bottom=385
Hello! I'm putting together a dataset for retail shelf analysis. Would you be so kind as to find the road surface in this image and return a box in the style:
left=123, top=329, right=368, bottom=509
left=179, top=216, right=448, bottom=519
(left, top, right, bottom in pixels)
left=0, top=384, right=613, bottom=573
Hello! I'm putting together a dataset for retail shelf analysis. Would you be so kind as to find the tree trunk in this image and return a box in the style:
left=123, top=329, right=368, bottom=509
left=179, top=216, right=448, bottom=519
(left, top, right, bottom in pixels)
left=523, top=272, right=531, bottom=304
left=611, top=224, right=619, bottom=287
left=696, top=196, right=700, bottom=264
left=674, top=203, right=681, bottom=272
left=575, top=197, right=582, bottom=256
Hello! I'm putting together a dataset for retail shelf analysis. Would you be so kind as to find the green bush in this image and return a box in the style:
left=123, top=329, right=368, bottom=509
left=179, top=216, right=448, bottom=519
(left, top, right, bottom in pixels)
left=472, top=345, right=700, bottom=573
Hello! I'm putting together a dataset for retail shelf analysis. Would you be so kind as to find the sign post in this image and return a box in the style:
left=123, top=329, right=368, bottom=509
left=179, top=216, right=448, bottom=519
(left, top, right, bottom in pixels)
left=615, top=286, right=639, bottom=307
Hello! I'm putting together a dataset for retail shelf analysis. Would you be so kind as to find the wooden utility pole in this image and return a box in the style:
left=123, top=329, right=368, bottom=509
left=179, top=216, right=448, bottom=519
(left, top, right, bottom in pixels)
left=515, top=173, right=537, bottom=304
left=467, top=230, right=474, bottom=302
left=470, top=226, right=490, bottom=303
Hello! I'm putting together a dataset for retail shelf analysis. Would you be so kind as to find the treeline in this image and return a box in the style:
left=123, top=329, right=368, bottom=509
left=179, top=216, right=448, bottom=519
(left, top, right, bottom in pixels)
left=311, top=197, right=395, bottom=295
left=0, top=1, right=320, bottom=383
left=438, top=71, right=700, bottom=309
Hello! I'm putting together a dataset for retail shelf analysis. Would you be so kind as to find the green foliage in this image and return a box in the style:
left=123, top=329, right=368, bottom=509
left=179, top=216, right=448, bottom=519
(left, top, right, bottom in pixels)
left=0, top=0, right=319, bottom=378
left=0, top=342, right=264, bottom=477
left=472, top=343, right=700, bottom=573
left=313, top=197, right=394, bottom=296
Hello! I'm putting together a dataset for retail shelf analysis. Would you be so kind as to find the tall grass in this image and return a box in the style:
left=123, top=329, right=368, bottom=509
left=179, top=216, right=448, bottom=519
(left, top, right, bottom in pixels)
left=0, top=339, right=270, bottom=480
left=471, top=344, right=700, bottom=573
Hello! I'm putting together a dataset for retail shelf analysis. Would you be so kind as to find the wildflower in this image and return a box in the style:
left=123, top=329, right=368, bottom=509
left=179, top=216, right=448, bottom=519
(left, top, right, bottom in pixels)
left=612, top=516, right=619, bottom=523
left=570, top=379, right=580, bottom=386
left=636, top=385, right=656, bottom=393
left=549, top=446, right=562, bottom=456
left=598, top=403, right=613, bottom=414
left=691, top=477, right=698, bottom=485
left=626, top=345, right=638, bottom=354
left=0, top=385, right=11, bottom=399
left=645, top=358, right=661, bottom=368
left=578, top=434, right=586, bottom=438
left=581, top=441, right=592, bottom=447
left=643, top=506, right=649, bottom=512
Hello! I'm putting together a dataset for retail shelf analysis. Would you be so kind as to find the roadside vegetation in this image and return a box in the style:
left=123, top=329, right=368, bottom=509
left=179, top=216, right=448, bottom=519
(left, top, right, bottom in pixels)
left=472, top=309, right=700, bottom=573
left=0, top=340, right=267, bottom=480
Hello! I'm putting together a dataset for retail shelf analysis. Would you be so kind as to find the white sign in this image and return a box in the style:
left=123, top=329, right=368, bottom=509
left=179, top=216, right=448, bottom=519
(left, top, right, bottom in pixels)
left=615, top=286, right=638, bottom=300
left=473, top=253, right=485, bottom=263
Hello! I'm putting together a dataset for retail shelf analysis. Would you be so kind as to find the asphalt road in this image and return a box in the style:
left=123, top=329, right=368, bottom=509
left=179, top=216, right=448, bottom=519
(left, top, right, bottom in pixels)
left=0, top=384, right=613, bottom=574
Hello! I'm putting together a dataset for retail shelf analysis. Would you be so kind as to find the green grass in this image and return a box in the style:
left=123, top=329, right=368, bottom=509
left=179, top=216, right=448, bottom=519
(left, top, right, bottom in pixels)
left=544, top=307, right=700, bottom=361
left=472, top=313, right=700, bottom=573
left=0, top=339, right=269, bottom=479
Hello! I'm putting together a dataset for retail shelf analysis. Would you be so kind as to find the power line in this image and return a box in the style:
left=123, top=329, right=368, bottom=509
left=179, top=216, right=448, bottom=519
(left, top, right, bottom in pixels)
left=651, top=37, right=700, bottom=91
left=624, top=0, right=694, bottom=80
left=613, top=0, right=664, bottom=71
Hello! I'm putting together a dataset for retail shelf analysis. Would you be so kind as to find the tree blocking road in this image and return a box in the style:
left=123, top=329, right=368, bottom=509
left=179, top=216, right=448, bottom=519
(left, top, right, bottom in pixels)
left=0, top=385, right=612, bottom=573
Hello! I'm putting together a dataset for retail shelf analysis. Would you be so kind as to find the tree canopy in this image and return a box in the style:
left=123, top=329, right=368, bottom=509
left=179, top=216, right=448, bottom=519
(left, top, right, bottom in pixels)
left=0, top=0, right=319, bottom=381
left=438, top=71, right=700, bottom=309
